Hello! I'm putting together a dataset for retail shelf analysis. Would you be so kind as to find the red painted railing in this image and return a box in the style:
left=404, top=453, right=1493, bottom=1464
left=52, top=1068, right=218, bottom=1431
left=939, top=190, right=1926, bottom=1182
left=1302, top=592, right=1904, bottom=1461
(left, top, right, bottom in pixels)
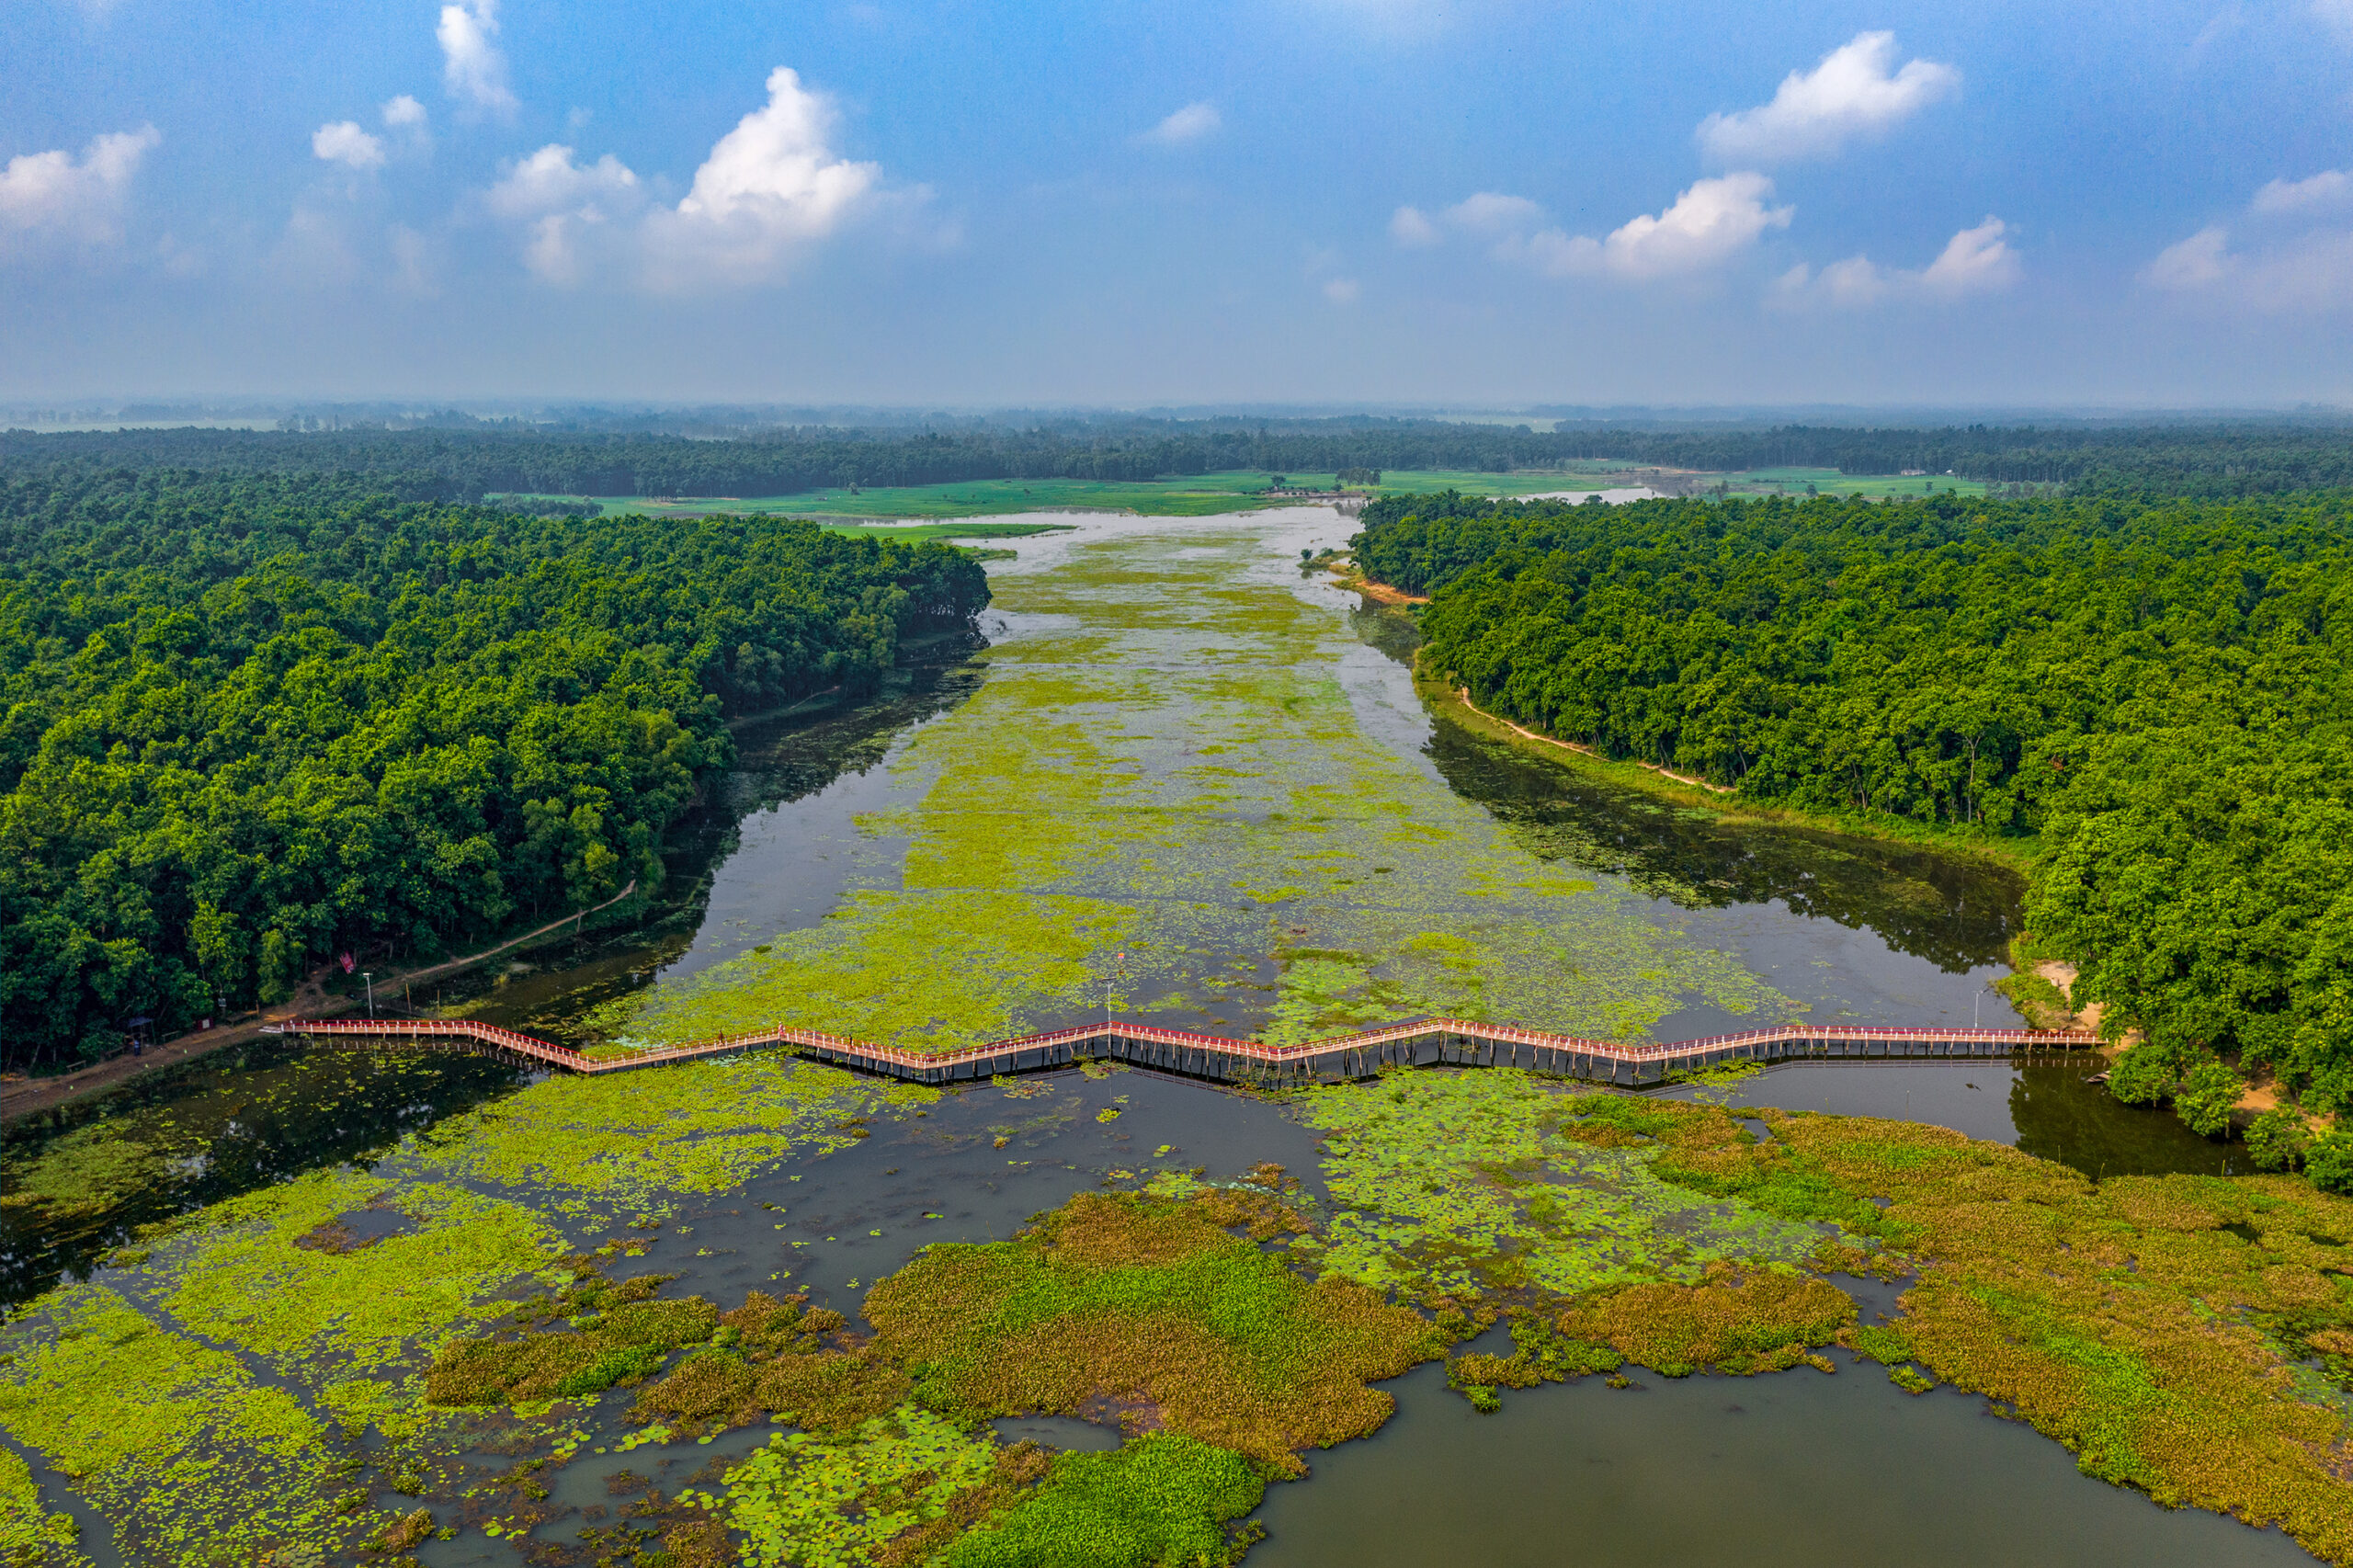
left=268, top=1012, right=2095, bottom=1082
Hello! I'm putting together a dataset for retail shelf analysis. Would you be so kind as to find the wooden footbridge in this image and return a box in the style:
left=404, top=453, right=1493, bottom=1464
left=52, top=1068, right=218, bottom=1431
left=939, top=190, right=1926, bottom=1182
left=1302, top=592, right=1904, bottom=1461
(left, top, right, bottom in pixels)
left=265, top=1013, right=2096, bottom=1089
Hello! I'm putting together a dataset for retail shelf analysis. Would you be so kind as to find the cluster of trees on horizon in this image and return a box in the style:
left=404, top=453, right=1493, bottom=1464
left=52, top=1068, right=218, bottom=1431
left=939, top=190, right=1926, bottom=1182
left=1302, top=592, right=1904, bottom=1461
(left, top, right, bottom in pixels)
left=5, top=419, right=2352, bottom=504
left=1363, top=488, right=2353, bottom=1177
left=0, top=467, right=988, bottom=1071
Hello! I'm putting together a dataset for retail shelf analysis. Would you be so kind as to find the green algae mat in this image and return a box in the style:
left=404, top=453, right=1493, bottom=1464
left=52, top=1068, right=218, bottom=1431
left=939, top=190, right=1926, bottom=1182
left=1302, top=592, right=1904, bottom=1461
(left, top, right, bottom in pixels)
left=6, top=1057, right=2353, bottom=1566
left=6, top=522, right=2352, bottom=1567
left=597, top=521, right=1788, bottom=1057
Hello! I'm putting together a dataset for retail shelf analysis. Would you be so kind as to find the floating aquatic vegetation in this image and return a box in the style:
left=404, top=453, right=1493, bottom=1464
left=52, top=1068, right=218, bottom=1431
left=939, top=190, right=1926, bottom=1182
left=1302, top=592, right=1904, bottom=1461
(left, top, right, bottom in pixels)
left=17, top=522, right=2352, bottom=1565
left=1291, top=1070, right=1826, bottom=1300
left=608, top=528, right=1792, bottom=1054
left=0, top=1124, right=169, bottom=1225
left=936, top=1431, right=1266, bottom=1568
left=631, top=1290, right=909, bottom=1438
left=0, top=1055, right=915, bottom=1566
left=688, top=1405, right=998, bottom=1568
left=403, top=1056, right=933, bottom=1214
left=139, top=1168, right=560, bottom=1374
left=863, top=1190, right=1442, bottom=1475
left=0, top=1286, right=389, bottom=1565
left=426, top=1269, right=717, bottom=1407
left=1552, top=1263, right=1855, bottom=1377
left=1664, top=1108, right=2353, bottom=1564
left=0, top=1444, right=87, bottom=1568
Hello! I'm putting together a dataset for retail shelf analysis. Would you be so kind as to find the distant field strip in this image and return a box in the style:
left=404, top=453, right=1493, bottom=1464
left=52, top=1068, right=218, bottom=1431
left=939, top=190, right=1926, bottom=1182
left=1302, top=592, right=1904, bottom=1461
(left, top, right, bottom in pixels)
left=492, top=467, right=1652, bottom=521
left=272, top=1015, right=2095, bottom=1087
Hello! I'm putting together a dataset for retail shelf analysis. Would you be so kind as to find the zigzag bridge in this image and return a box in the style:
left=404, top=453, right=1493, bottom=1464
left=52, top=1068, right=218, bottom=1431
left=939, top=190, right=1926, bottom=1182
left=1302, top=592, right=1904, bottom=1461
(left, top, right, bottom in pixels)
left=264, top=1014, right=2098, bottom=1088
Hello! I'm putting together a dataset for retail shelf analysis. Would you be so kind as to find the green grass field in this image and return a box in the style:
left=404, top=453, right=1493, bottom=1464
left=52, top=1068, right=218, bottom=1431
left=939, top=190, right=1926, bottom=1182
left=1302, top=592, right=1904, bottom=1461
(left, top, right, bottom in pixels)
left=1716, top=467, right=1988, bottom=500
left=491, top=464, right=1653, bottom=524
left=1361, top=465, right=1647, bottom=498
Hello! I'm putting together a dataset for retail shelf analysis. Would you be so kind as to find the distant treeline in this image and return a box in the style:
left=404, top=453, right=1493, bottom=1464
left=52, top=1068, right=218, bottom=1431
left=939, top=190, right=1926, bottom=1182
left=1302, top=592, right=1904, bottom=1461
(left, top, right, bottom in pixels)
left=6, top=419, right=2352, bottom=501
left=1364, top=489, right=2353, bottom=1158
left=1539, top=425, right=2353, bottom=494
left=0, top=468, right=988, bottom=1070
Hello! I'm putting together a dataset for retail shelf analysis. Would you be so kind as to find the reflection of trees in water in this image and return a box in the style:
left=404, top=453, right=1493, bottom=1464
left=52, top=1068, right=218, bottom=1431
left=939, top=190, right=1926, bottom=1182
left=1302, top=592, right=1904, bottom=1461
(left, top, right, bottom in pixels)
left=2007, top=1063, right=2232, bottom=1180
left=1423, top=719, right=2022, bottom=975
left=659, top=633, right=992, bottom=910
left=0, top=1041, right=520, bottom=1306
left=467, top=635, right=995, bottom=1046
left=717, top=631, right=993, bottom=823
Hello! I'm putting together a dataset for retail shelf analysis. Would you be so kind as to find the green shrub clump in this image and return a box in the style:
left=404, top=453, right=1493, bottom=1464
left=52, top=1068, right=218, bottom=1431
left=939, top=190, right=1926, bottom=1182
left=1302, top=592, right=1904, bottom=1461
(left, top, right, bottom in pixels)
left=2244, top=1108, right=2313, bottom=1173
left=938, top=1433, right=1264, bottom=1568
left=2307, top=1131, right=2353, bottom=1195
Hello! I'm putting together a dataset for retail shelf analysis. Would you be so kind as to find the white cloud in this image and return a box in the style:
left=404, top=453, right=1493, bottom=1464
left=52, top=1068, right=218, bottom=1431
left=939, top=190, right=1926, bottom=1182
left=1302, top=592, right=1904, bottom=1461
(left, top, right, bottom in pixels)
left=2146, top=221, right=2353, bottom=310
left=1141, top=102, right=1221, bottom=146
left=1518, top=173, right=1794, bottom=280
left=438, top=0, right=516, bottom=114
left=382, top=95, right=429, bottom=130
left=1773, top=217, right=2020, bottom=307
left=1389, top=204, right=1440, bottom=246
left=2147, top=225, right=2232, bottom=290
left=484, top=142, right=642, bottom=285
left=2252, top=169, right=2351, bottom=215
left=2145, top=165, right=2353, bottom=312
left=154, top=232, right=204, bottom=278
left=1324, top=277, right=1361, bottom=303
left=1444, top=190, right=1544, bottom=233
left=1698, top=32, right=1959, bottom=164
left=485, top=67, right=904, bottom=291
left=1921, top=216, right=2021, bottom=292
left=0, top=124, right=159, bottom=246
left=643, top=66, right=886, bottom=290
left=1395, top=175, right=1790, bottom=281
left=312, top=121, right=386, bottom=170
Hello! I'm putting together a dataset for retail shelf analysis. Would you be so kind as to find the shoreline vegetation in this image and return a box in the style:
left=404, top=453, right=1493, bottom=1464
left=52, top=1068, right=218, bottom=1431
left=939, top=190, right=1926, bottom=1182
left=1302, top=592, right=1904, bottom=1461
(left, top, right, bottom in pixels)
left=7, top=427, right=2353, bottom=1563
left=1335, top=563, right=2045, bottom=873
left=6, top=1059, right=2351, bottom=1566
left=0, top=472, right=992, bottom=1077
left=1349, top=488, right=2353, bottom=1184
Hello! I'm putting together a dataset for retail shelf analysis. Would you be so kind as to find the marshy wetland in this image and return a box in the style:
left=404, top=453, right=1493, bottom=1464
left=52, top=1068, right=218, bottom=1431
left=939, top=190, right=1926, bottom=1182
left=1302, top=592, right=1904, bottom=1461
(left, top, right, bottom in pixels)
left=4, top=511, right=2349, bottom=1568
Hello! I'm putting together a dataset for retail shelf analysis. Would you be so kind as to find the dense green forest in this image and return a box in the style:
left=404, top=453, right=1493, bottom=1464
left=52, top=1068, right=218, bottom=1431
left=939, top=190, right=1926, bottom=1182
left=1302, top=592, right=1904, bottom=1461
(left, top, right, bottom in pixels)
left=6, top=417, right=2352, bottom=502
left=1368, top=489, right=2353, bottom=1165
left=0, top=467, right=988, bottom=1070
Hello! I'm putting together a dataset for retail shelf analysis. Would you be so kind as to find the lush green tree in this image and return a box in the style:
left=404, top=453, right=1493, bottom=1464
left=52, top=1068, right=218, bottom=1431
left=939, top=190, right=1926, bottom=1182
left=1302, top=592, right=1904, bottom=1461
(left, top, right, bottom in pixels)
left=1366, top=488, right=2353, bottom=1148
left=0, top=470, right=989, bottom=1069
left=2245, top=1108, right=2312, bottom=1172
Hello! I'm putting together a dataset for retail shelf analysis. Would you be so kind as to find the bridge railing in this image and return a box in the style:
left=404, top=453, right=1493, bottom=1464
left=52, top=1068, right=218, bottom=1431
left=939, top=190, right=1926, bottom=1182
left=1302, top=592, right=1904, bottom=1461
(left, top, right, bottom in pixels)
left=271, top=1011, right=2097, bottom=1084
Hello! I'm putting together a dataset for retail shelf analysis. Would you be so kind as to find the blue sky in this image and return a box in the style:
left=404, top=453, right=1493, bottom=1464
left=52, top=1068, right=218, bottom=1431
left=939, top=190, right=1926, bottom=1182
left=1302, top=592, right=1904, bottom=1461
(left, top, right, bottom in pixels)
left=2, top=0, right=2349, bottom=406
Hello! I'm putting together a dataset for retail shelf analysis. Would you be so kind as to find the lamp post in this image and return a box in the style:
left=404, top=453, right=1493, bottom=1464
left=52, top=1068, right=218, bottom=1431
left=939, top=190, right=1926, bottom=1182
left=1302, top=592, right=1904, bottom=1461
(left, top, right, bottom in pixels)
left=364, top=971, right=375, bottom=1017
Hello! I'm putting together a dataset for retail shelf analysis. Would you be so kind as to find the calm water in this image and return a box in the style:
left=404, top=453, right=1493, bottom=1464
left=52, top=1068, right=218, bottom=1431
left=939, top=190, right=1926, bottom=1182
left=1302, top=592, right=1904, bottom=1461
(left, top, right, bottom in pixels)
left=0, top=513, right=2290, bottom=1566
left=1250, top=1354, right=2315, bottom=1568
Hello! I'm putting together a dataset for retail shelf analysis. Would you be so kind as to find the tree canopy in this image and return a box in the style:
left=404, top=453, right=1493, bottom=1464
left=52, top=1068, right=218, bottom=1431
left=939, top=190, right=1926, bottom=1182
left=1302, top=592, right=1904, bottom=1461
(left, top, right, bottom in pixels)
left=0, top=468, right=988, bottom=1069
left=6, top=417, right=2351, bottom=502
left=1368, top=488, right=2353, bottom=1129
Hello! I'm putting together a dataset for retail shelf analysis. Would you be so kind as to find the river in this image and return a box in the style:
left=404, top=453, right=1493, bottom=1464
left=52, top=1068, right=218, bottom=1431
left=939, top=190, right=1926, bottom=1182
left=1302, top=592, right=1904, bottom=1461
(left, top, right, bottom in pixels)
left=0, top=509, right=2319, bottom=1568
